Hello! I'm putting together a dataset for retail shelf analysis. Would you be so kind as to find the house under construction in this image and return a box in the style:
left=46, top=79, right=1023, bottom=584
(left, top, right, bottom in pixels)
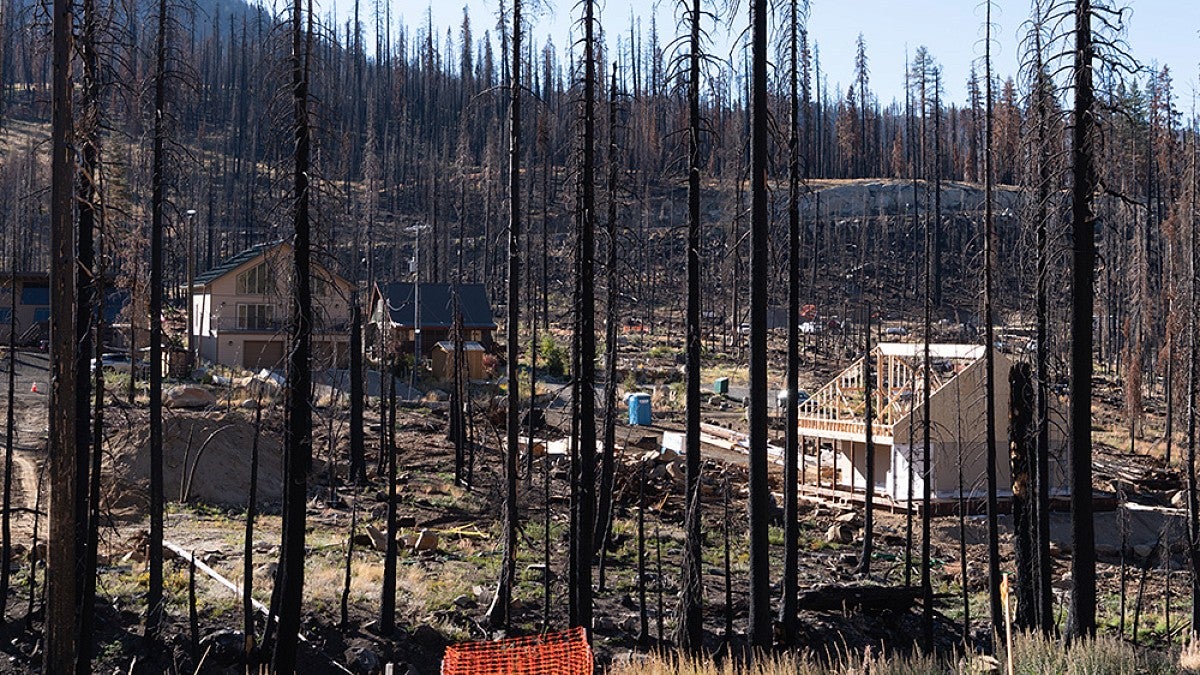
left=796, top=343, right=1067, bottom=508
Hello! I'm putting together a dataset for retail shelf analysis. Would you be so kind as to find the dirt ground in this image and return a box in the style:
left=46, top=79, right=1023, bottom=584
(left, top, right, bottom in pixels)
left=0, top=337, right=1185, bottom=673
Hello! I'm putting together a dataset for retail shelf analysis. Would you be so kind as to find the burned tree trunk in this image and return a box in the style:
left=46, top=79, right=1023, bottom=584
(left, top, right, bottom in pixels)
left=145, top=0, right=169, bottom=647
left=1066, top=0, right=1098, bottom=639
left=270, top=0, right=315, bottom=666
left=675, top=0, right=704, bottom=650
left=0, top=233, right=14, bottom=622
left=1187, top=128, right=1200, bottom=637
left=859, top=311, right=875, bottom=578
left=243, top=399, right=262, bottom=656
left=485, top=0, right=521, bottom=630
left=920, top=70, right=941, bottom=651
left=595, top=65, right=621, bottom=569
left=77, top=0, right=105, bottom=657
left=380, top=368, right=398, bottom=633
left=780, top=0, right=806, bottom=643
left=570, top=0, right=598, bottom=636
left=1010, top=362, right=1036, bottom=629
left=1030, top=18, right=1056, bottom=632
left=747, top=0, right=772, bottom=649
left=45, top=0, right=79, bottom=664
left=982, top=0, right=1004, bottom=636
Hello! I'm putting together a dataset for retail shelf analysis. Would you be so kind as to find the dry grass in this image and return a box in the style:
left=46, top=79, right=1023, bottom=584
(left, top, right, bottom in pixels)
left=607, top=634, right=1175, bottom=675
left=1180, top=637, right=1200, bottom=673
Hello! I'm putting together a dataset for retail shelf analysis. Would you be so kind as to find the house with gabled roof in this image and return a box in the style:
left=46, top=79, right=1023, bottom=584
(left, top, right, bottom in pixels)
left=369, top=282, right=496, bottom=362
left=797, top=342, right=1067, bottom=507
left=190, top=241, right=354, bottom=371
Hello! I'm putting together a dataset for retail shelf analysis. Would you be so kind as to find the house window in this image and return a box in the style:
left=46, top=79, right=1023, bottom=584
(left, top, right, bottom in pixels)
left=237, top=304, right=275, bottom=330
left=0, top=309, right=11, bottom=324
left=33, top=308, right=50, bottom=323
left=236, top=262, right=275, bottom=295
left=21, top=283, right=49, bottom=306
left=312, top=275, right=330, bottom=296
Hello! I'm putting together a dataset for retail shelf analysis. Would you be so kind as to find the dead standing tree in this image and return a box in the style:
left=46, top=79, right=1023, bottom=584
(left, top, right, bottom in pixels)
left=145, top=0, right=171, bottom=648
left=45, top=0, right=80, bottom=665
left=594, top=64, right=622, bottom=573
left=981, top=0, right=1004, bottom=637
left=673, top=0, right=708, bottom=649
left=747, top=0, right=772, bottom=649
left=485, top=0, right=521, bottom=630
left=269, top=0, right=315, bottom=666
left=0, top=229, right=14, bottom=622
left=1066, top=0, right=1098, bottom=638
left=781, top=0, right=808, bottom=642
left=569, top=0, right=599, bottom=637
left=1022, top=0, right=1059, bottom=631
left=77, top=0, right=106, bottom=658
left=1188, top=105, right=1200, bottom=637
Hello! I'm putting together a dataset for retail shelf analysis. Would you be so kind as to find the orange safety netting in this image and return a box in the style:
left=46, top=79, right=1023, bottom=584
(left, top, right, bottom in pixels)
left=441, top=626, right=594, bottom=675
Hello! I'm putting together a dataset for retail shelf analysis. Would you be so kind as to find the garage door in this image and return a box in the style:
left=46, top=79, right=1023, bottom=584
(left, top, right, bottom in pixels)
left=243, top=340, right=285, bottom=371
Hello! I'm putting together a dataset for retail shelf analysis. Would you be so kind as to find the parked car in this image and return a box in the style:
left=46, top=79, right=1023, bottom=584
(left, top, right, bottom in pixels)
left=91, top=353, right=148, bottom=374
left=799, top=321, right=821, bottom=335
left=775, top=389, right=810, bottom=408
left=885, top=326, right=909, bottom=336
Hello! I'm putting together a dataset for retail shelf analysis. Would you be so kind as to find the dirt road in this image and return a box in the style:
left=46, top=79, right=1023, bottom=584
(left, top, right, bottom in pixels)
left=0, top=351, right=50, bottom=538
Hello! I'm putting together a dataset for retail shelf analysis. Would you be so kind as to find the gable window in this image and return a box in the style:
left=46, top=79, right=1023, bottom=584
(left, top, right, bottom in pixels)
left=236, top=262, right=275, bottom=295
left=237, top=304, right=275, bottom=330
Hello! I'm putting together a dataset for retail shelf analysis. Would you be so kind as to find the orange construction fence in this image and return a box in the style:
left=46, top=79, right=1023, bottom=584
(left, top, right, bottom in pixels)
left=441, top=626, right=594, bottom=675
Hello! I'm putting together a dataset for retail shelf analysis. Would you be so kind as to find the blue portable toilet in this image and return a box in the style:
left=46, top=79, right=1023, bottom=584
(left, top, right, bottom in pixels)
left=627, top=393, right=652, bottom=425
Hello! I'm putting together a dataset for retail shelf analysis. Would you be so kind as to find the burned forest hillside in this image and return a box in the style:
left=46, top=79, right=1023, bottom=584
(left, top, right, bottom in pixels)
left=0, top=0, right=1196, bottom=672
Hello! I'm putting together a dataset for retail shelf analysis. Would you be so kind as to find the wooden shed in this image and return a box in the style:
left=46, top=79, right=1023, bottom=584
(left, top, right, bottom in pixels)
left=431, top=340, right=487, bottom=380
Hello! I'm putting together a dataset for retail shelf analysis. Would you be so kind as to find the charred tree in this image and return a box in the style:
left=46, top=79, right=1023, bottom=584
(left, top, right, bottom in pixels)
left=380, top=368, right=398, bottom=633
left=270, top=0, right=315, bottom=666
left=485, top=0, right=520, bottom=629
left=780, top=0, right=807, bottom=643
left=145, top=0, right=169, bottom=646
left=594, top=65, right=621, bottom=569
left=0, top=233, right=14, bottom=623
left=1066, top=0, right=1098, bottom=639
left=1011, top=362, right=1036, bottom=629
left=570, top=0, right=598, bottom=636
left=982, top=0, right=1004, bottom=636
left=859, top=310, right=875, bottom=578
left=675, top=0, right=705, bottom=650
left=45, top=0, right=78, bottom=664
left=1187, top=117, right=1200, bottom=637
left=76, top=0, right=104, bottom=659
left=243, top=398, right=262, bottom=656
left=1028, top=6, right=1056, bottom=631
left=747, top=0, right=772, bottom=648
left=920, top=71, right=939, bottom=651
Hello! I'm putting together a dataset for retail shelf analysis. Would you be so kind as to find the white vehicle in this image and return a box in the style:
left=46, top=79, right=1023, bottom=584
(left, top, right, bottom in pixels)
left=91, top=353, right=148, bottom=374
left=799, top=321, right=821, bottom=334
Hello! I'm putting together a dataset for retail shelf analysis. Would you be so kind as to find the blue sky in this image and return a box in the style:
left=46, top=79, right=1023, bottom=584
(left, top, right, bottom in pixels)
left=370, top=0, right=1197, bottom=105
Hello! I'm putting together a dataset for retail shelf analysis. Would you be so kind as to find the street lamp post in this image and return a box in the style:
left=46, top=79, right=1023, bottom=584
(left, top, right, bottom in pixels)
left=185, top=208, right=197, bottom=368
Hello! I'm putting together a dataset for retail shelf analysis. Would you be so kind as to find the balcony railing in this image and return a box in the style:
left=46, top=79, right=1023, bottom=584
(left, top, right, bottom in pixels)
left=208, top=318, right=350, bottom=334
